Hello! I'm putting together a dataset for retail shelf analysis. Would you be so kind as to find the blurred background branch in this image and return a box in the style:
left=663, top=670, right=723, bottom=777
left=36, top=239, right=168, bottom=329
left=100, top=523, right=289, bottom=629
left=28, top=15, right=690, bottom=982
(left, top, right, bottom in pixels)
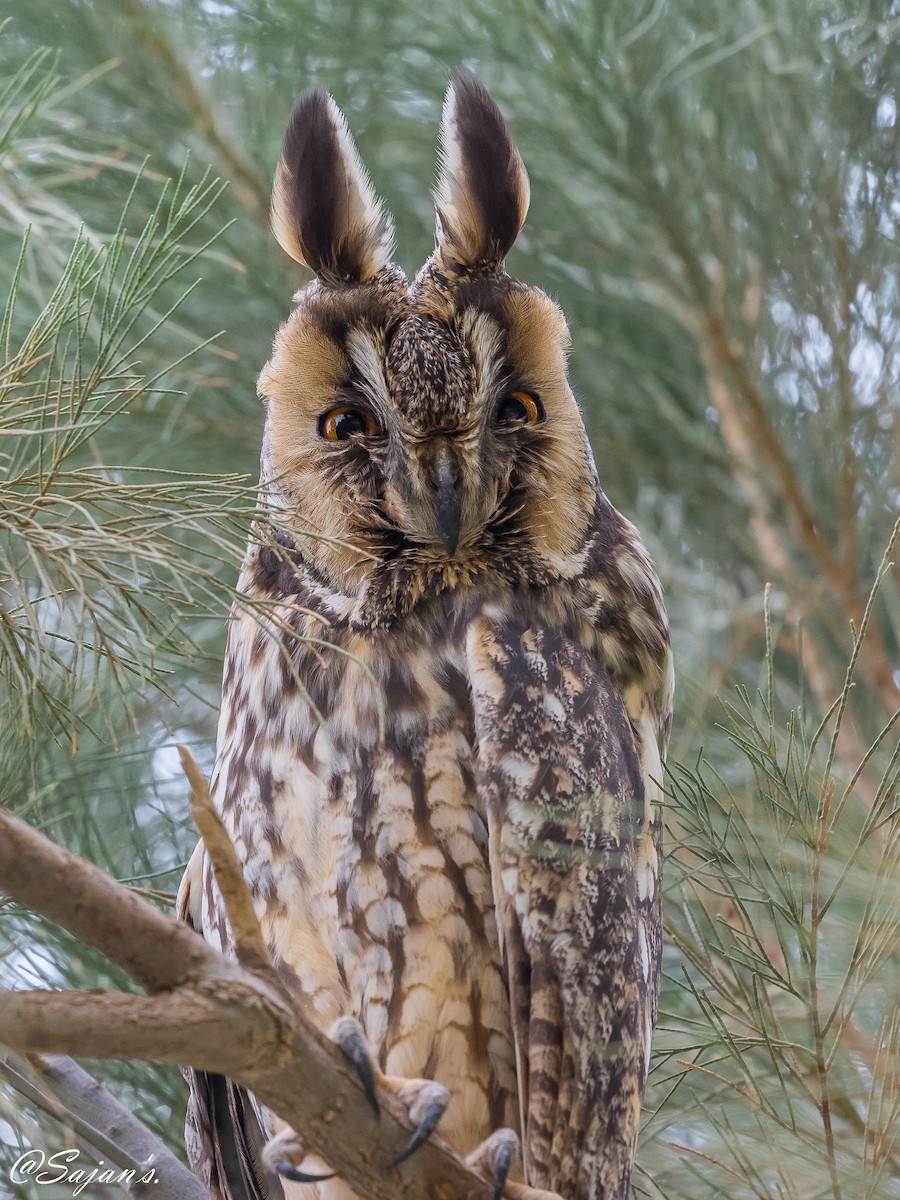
left=0, top=1049, right=207, bottom=1200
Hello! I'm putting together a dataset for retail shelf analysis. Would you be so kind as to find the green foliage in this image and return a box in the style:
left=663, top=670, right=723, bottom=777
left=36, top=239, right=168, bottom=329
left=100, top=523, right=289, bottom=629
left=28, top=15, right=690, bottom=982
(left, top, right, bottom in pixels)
left=0, top=163, right=261, bottom=738
left=647, top=530, right=900, bottom=1198
left=0, top=4, right=897, bottom=1199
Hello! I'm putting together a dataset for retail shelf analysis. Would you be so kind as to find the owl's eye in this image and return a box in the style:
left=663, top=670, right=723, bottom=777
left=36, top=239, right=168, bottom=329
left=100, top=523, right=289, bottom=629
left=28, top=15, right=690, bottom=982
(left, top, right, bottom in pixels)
left=318, top=405, right=380, bottom=441
left=495, top=391, right=543, bottom=425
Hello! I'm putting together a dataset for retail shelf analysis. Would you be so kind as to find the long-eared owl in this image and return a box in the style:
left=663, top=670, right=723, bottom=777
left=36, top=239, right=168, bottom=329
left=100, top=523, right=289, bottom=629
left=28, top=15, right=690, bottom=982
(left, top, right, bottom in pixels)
left=179, top=73, right=672, bottom=1200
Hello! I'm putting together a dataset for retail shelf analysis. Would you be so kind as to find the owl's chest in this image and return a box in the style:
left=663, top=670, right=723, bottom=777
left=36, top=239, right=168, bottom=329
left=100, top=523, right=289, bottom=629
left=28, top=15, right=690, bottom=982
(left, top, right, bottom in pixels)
left=213, top=601, right=498, bottom=965
left=215, top=586, right=572, bottom=903
left=317, top=632, right=513, bottom=1116
left=324, top=630, right=492, bottom=947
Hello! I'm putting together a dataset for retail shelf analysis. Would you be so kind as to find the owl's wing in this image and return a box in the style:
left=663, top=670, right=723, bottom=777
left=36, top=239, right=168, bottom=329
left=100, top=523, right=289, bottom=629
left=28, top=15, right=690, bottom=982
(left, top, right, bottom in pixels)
left=177, top=843, right=280, bottom=1200
left=466, top=614, right=662, bottom=1200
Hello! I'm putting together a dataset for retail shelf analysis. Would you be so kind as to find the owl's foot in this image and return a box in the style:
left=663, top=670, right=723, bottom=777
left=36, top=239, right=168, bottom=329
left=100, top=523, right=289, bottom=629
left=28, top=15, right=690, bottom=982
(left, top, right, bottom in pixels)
left=466, top=1127, right=519, bottom=1200
left=262, top=1126, right=334, bottom=1184
left=387, top=1078, right=451, bottom=1166
left=329, top=1017, right=450, bottom=1165
left=331, top=1015, right=380, bottom=1116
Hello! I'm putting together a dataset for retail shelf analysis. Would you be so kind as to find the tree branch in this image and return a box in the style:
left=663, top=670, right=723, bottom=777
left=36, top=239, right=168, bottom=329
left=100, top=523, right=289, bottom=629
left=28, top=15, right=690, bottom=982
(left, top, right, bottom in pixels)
left=0, top=806, right=230, bottom=994
left=114, top=0, right=270, bottom=222
left=644, top=176, right=897, bottom=717
left=179, top=744, right=271, bottom=974
left=0, top=987, right=279, bottom=1069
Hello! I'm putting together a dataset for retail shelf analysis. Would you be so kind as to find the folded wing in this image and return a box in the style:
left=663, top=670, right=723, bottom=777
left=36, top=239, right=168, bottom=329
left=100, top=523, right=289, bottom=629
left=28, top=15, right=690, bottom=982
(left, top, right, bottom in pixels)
left=466, top=615, right=662, bottom=1200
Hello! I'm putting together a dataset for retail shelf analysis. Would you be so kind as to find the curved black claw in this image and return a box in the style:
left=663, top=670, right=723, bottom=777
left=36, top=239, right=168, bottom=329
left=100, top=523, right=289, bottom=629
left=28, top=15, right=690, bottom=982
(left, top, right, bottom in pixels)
left=334, top=1020, right=379, bottom=1118
left=390, top=1100, right=446, bottom=1168
left=274, top=1160, right=335, bottom=1184
left=492, top=1141, right=514, bottom=1200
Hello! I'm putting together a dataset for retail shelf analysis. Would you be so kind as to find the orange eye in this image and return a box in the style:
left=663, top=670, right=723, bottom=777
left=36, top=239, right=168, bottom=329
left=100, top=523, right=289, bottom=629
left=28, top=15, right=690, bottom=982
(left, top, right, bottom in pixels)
left=318, top=405, right=380, bottom=441
left=495, top=391, right=543, bottom=425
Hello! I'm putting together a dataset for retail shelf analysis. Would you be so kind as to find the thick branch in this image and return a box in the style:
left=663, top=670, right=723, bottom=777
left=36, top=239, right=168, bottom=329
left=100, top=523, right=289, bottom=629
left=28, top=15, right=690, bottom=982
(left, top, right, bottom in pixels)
left=0, top=987, right=279, bottom=1071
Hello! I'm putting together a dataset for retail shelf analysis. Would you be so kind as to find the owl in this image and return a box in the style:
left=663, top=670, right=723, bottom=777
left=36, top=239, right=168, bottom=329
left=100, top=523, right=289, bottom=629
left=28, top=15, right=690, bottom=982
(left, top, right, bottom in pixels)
left=178, top=74, right=672, bottom=1200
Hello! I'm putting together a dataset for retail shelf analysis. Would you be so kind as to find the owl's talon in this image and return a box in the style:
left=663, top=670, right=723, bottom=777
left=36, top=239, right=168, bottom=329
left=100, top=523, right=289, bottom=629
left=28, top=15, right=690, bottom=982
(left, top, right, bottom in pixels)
left=330, top=1016, right=380, bottom=1117
left=390, top=1100, right=445, bottom=1166
left=492, top=1140, right=514, bottom=1200
left=262, top=1127, right=335, bottom=1185
left=274, top=1161, right=336, bottom=1184
left=390, top=1081, right=450, bottom=1166
left=466, top=1127, right=520, bottom=1200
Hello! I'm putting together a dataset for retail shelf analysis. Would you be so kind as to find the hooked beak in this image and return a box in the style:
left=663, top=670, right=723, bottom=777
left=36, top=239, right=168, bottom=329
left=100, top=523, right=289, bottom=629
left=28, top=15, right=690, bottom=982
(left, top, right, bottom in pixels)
left=432, top=440, right=462, bottom=557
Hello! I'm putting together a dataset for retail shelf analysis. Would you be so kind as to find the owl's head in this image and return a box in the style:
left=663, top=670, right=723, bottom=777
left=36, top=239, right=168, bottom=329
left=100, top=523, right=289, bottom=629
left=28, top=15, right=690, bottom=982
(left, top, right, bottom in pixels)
left=258, top=75, right=598, bottom=624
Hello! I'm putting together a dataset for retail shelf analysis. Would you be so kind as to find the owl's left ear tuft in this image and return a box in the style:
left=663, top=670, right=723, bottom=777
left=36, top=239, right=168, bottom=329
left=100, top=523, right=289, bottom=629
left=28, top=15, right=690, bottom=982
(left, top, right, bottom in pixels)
left=434, top=73, right=530, bottom=273
left=271, top=89, right=395, bottom=286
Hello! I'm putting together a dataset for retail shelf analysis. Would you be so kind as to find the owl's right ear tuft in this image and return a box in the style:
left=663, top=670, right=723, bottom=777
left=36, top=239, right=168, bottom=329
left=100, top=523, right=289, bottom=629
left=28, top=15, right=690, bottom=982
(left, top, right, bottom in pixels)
left=271, top=90, right=395, bottom=286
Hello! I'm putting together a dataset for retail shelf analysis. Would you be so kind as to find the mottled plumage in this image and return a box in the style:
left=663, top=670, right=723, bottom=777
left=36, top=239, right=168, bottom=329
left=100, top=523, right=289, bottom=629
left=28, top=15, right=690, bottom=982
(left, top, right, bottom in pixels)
left=179, top=73, right=672, bottom=1200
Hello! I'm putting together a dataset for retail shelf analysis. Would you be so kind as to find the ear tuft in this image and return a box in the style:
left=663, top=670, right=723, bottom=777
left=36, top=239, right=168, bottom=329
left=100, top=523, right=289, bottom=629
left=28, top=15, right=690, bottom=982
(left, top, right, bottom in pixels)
left=271, top=90, right=395, bottom=285
left=434, top=73, right=530, bottom=272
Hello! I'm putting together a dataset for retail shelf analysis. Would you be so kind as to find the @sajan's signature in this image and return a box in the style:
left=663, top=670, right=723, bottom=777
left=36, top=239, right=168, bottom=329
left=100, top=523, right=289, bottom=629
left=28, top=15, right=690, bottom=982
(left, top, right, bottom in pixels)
left=11, top=1149, right=159, bottom=1194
